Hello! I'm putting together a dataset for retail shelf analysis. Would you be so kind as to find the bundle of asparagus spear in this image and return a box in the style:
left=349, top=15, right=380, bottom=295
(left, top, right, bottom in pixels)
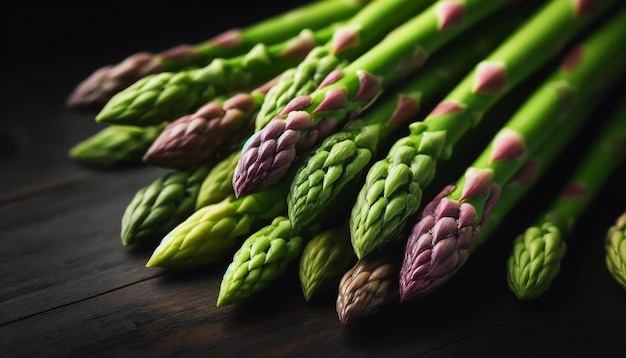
left=67, top=0, right=626, bottom=325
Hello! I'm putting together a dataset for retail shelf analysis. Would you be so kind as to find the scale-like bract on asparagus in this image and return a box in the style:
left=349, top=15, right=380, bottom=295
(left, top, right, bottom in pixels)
left=351, top=0, right=619, bottom=263
left=66, top=0, right=368, bottom=111
left=96, top=23, right=338, bottom=127
left=399, top=9, right=626, bottom=301
left=476, top=94, right=605, bottom=248
left=288, top=2, right=534, bottom=231
left=336, top=248, right=401, bottom=325
left=121, top=162, right=214, bottom=246
left=142, top=89, right=265, bottom=169
left=68, top=123, right=166, bottom=168
left=146, top=178, right=289, bottom=270
left=232, top=0, right=514, bottom=198
left=254, top=0, right=436, bottom=132
left=605, top=211, right=626, bottom=290
left=217, top=216, right=304, bottom=306
left=507, top=91, right=626, bottom=300
left=299, top=224, right=355, bottom=301
left=195, top=150, right=241, bottom=210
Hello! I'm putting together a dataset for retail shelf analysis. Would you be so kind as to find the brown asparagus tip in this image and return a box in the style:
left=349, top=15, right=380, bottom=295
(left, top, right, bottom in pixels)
left=65, top=52, right=165, bottom=112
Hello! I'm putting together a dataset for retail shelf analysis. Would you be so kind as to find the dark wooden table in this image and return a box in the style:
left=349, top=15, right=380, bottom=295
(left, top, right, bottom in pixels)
left=2, top=3, right=625, bottom=357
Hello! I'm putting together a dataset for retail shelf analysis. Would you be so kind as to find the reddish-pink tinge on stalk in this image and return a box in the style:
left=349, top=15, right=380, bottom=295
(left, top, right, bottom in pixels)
left=574, top=0, right=601, bottom=18
left=159, top=44, right=204, bottom=65
left=490, top=128, right=526, bottom=162
left=281, top=30, right=320, bottom=59
left=387, top=94, right=421, bottom=126
left=561, top=46, right=584, bottom=73
left=318, top=69, right=344, bottom=89
left=472, top=61, right=507, bottom=94
left=426, top=100, right=466, bottom=120
left=332, top=25, right=361, bottom=54
left=435, top=1, right=466, bottom=31
left=559, top=181, right=588, bottom=201
left=508, top=158, right=539, bottom=186
left=206, top=29, right=243, bottom=48
left=354, top=70, right=382, bottom=103
left=279, top=95, right=313, bottom=115
left=313, top=88, right=349, bottom=113
left=459, top=168, right=494, bottom=202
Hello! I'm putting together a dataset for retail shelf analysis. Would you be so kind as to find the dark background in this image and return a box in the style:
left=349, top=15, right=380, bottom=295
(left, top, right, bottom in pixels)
left=1, top=1, right=302, bottom=110
left=2, top=2, right=301, bottom=64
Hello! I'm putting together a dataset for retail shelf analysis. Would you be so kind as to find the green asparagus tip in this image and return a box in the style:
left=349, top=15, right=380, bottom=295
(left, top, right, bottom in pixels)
left=605, top=213, right=626, bottom=290
left=216, top=216, right=303, bottom=306
left=506, top=223, right=567, bottom=300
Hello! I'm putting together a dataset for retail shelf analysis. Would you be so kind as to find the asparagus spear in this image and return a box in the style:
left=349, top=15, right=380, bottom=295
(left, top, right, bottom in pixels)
left=351, top=0, right=619, bottom=262
left=143, top=0, right=432, bottom=169
left=299, top=223, right=355, bottom=301
left=121, top=161, right=215, bottom=246
left=145, top=176, right=290, bottom=269
left=217, top=216, right=304, bottom=306
left=95, top=22, right=338, bottom=127
left=506, top=98, right=626, bottom=300
left=68, top=123, right=166, bottom=168
left=399, top=91, right=612, bottom=299
left=195, top=150, right=241, bottom=210
left=476, top=100, right=604, bottom=247
left=336, top=246, right=402, bottom=325
left=333, top=86, right=537, bottom=323
left=66, top=0, right=368, bottom=111
left=287, top=3, right=534, bottom=230
left=232, top=0, right=513, bottom=198
left=141, top=76, right=278, bottom=169
left=605, top=210, right=626, bottom=290
left=399, top=11, right=626, bottom=301
left=254, top=0, right=436, bottom=132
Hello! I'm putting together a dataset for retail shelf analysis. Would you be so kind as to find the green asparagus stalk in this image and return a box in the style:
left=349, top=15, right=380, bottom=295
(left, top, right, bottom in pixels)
left=507, top=97, right=626, bottom=300
left=605, top=210, right=626, bottom=290
left=336, top=246, right=401, bottom=325
left=232, top=0, right=514, bottom=198
left=195, top=150, right=241, bottom=210
left=350, top=0, right=618, bottom=262
left=95, top=22, right=339, bottom=127
left=299, top=223, right=355, bottom=301
left=121, top=161, right=215, bottom=246
left=142, top=76, right=279, bottom=169
left=287, top=3, right=534, bottom=230
left=332, top=79, right=543, bottom=322
left=145, top=176, right=290, bottom=269
left=66, top=0, right=368, bottom=111
left=476, top=100, right=603, bottom=246
left=68, top=123, right=166, bottom=168
left=399, top=11, right=626, bottom=301
left=253, top=0, right=436, bottom=131
left=217, top=216, right=304, bottom=306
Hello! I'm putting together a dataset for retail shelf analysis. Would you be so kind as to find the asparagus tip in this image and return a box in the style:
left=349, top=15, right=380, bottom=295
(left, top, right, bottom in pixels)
left=65, top=65, right=116, bottom=111
left=66, top=52, right=165, bottom=112
left=506, top=223, right=567, bottom=300
left=399, top=191, right=481, bottom=301
left=234, top=115, right=306, bottom=197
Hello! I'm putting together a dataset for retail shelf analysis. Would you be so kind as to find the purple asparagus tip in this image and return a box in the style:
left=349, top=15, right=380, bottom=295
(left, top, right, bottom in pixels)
left=232, top=114, right=308, bottom=197
left=398, top=185, right=480, bottom=301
